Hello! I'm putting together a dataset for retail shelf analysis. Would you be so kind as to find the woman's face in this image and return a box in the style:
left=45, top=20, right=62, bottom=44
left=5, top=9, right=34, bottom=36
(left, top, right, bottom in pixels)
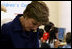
left=20, top=16, right=42, bottom=31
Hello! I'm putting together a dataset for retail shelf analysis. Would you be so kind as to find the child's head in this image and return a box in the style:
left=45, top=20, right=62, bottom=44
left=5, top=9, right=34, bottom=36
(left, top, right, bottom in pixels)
left=44, top=22, right=54, bottom=32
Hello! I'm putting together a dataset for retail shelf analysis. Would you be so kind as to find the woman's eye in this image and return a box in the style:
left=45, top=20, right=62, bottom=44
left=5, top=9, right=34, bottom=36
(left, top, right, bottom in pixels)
left=33, top=23, right=37, bottom=25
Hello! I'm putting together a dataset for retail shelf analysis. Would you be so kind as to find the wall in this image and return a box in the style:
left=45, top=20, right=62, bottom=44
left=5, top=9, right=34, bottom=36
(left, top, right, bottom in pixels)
left=58, top=1, right=71, bottom=34
left=44, top=1, right=60, bottom=27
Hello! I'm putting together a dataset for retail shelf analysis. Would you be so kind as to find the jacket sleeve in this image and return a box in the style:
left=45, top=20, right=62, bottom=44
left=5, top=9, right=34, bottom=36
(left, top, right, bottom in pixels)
left=0, top=24, right=13, bottom=48
left=36, top=30, right=39, bottom=48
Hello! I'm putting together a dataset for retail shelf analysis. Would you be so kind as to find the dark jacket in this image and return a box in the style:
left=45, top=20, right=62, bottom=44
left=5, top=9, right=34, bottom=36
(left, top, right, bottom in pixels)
left=0, top=14, right=39, bottom=48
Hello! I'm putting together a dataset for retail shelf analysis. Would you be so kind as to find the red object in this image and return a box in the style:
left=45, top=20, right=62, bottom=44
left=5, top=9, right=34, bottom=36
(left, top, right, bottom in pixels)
left=43, top=32, right=50, bottom=40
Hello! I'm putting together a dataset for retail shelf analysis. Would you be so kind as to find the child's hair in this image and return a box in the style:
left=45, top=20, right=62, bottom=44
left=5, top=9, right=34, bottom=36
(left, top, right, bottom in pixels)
left=66, top=32, right=71, bottom=44
left=49, top=27, right=58, bottom=43
left=44, top=22, right=54, bottom=32
left=38, top=29, right=44, bottom=39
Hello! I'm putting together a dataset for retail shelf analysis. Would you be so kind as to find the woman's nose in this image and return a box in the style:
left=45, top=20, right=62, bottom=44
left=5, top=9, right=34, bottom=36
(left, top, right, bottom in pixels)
left=33, top=26, right=38, bottom=30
